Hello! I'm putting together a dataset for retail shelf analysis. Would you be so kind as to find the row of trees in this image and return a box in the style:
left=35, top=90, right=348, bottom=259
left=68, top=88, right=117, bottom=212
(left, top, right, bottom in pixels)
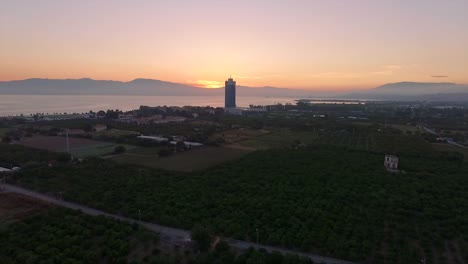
left=0, top=144, right=67, bottom=168
left=0, top=208, right=155, bottom=264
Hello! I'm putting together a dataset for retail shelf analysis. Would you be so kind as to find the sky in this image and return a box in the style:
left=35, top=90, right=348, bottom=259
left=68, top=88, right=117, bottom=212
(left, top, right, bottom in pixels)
left=1, top=0, right=467, bottom=90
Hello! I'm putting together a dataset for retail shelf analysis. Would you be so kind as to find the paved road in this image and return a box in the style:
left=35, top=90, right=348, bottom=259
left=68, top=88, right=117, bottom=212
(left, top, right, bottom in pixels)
left=2, top=183, right=355, bottom=264
left=423, top=126, right=468, bottom=149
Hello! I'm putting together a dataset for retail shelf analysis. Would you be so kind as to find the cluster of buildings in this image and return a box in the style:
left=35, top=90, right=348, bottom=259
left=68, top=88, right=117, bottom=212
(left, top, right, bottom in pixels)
left=117, top=114, right=187, bottom=125
left=137, top=135, right=203, bottom=147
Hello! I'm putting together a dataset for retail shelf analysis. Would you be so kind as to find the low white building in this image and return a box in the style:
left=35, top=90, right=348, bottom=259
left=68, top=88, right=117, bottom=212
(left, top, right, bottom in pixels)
left=384, top=155, right=399, bottom=171
left=0, top=167, right=12, bottom=173
left=137, top=135, right=168, bottom=142
left=224, top=107, right=266, bottom=116
left=170, top=141, right=203, bottom=147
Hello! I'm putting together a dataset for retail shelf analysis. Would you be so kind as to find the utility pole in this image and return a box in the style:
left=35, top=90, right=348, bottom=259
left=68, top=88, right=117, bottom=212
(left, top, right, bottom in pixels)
left=139, top=209, right=141, bottom=222
left=0, top=175, right=4, bottom=190
left=256, top=228, right=259, bottom=244
left=66, top=129, right=70, bottom=153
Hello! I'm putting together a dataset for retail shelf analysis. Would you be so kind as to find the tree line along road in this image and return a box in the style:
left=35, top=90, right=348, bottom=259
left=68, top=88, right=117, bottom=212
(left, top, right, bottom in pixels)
left=1, top=183, right=356, bottom=264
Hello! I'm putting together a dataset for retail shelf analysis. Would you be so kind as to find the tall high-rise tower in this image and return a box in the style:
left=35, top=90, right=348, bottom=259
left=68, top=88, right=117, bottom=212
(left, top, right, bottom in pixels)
left=225, top=76, right=236, bottom=108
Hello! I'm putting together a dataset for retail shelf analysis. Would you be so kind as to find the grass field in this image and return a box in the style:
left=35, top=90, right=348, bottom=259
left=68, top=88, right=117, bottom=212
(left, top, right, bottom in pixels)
left=107, top=153, right=158, bottom=168
left=0, top=128, right=9, bottom=137
left=315, top=129, right=437, bottom=156
left=211, top=128, right=270, bottom=144
left=110, top=146, right=251, bottom=172
left=18, top=136, right=135, bottom=158
left=318, top=130, right=376, bottom=150
left=127, top=146, right=161, bottom=155
left=95, top=129, right=139, bottom=138
left=432, top=143, right=468, bottom=161
left=70, top=143, right=136, bottom=158
left=388, top=124, right=420, bottom=132
left=238, top=129, right=318, bottom=150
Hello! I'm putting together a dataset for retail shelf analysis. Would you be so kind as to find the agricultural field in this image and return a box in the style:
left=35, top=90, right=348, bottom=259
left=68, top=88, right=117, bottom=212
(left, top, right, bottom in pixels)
left=94, top=128, right=140, bottom=138
left=0, top=144, right=62, bottom=167
left=388, top=124, right=420, bottom=133
left=155, top=146, right=251, bottom=172
left=317, top=130, right=376, bottom=151
left=17, top=136, right=135, bottom=158
left=316, top=129, right=436, bottom=155
left=237, top=129, right=318, bottom=150
left=107, top=153, right=159, bottom=168
left=432, top=143, right=468, bottom=161
left=127, top=146, right=161, bottom=155
left=12, top=146, right=468, bottom=263
left=108, top=146, right=250, bottom=172
left=0, top=127, right=10, bottom=137
left=70, top=143, right=136, bottom=158
left=211, top=128, right=270, bottom=145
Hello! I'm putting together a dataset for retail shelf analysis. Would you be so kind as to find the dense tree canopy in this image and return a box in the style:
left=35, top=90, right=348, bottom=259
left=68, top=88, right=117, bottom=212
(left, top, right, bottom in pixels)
left=0, top=208, right=312, bottom=264
left=10, top=145, right=468, bottom=263
left=0, top=209, right=155, bottom=264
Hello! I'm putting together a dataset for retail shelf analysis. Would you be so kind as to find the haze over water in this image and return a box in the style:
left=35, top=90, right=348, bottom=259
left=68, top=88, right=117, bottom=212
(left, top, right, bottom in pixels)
left=0, top=95, right=295, bottom=116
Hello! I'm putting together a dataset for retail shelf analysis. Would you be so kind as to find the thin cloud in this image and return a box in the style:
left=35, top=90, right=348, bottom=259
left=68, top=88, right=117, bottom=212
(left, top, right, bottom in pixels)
left=371, top=65, right=410, bottom=75
left=431, top=75, right=448, bottom=78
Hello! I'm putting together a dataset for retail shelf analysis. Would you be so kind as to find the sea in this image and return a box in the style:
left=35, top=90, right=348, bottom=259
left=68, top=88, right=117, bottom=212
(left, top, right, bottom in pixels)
left=0, top=95, right=298, bottom=116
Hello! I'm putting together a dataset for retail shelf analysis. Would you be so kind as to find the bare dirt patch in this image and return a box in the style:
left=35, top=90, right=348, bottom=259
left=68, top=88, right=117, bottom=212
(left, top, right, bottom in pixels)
left=0, top=192, right=53, bottom=223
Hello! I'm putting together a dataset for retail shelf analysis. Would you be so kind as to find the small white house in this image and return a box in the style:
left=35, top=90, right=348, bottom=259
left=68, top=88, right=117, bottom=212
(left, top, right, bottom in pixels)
left=384, top=155, right=399, bottom=171
left=0, top=167, right=12, bottom=173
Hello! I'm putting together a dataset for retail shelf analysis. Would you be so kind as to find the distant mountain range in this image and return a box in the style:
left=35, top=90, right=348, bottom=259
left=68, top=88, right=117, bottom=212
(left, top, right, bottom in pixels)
left=0, top=78, right=321, bottom=97
left=1, top=78, right=467, bottom=101
left=342, top=82, right=468, bottom=101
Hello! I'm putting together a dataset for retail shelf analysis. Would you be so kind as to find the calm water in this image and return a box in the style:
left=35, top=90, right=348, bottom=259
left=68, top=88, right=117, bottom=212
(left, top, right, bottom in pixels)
left=0, top=95, right=297, bottom=116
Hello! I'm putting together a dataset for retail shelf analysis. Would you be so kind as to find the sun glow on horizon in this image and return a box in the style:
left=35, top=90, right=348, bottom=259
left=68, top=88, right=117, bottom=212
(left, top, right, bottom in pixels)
left=1, top=1, right=467, bottom=88
left=189, top=80, right=223, bottom=89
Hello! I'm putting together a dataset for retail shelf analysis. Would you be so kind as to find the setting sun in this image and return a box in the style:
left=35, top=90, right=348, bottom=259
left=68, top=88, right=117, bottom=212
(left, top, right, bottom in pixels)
left=191, top=80, right=223, bottom=89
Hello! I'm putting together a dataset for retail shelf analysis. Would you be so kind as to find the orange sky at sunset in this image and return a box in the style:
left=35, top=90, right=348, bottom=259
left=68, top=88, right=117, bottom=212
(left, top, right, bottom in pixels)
left=1, top=1, right=467, bottom=90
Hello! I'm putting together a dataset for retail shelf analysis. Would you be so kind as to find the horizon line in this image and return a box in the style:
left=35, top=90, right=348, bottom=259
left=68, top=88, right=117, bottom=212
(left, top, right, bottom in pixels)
left=1, top=77, right=464, bottom=91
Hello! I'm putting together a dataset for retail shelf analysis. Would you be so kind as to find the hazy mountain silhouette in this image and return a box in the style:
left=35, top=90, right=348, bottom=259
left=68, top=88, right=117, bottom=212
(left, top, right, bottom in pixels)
left=1, top=79, right=467, bottom=101
left=0, top=78, right=207, bottom=96
left=369, top=82, right=468, bottom=95
left=0, top=78, right=328, bottom=97
left=342, top=82, right=468, bottom=101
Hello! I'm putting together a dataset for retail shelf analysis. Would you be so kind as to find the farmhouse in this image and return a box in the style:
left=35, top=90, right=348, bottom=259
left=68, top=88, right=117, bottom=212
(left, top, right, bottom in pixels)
left=384, top=155, right=399, bottom=171
left=94, top=124, right=107, bottom=132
